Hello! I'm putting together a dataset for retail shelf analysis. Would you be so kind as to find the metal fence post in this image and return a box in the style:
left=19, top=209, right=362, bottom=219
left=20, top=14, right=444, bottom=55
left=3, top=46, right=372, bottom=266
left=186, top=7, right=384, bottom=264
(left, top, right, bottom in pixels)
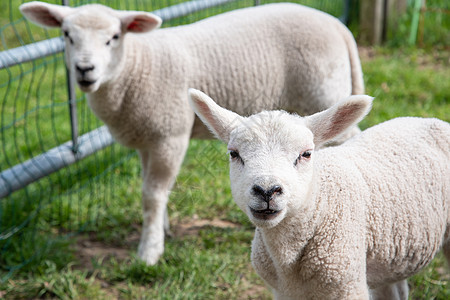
left=62, top=0, right=79, bottom=153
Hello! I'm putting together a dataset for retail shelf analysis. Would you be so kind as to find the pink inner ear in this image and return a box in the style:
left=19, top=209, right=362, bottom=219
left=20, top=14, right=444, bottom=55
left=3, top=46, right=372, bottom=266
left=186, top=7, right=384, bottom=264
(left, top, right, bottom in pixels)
left=196, top=101, right=216, bottom=125
left=42, top=16, right=61, bottom=27
left=126, top=16, right=159, bottom=32
left=27, top=7, right=62, bottom=27
left=127, top=20, right=141, bottom=31
left=322, top=103, right=365, bottom=140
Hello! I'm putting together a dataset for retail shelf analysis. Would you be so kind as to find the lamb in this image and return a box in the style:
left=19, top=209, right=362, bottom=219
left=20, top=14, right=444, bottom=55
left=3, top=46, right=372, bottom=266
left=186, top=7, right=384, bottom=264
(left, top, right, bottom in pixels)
left=188, top=88, right=450, bottom=300
left=20, top=1, right=365, bottom=265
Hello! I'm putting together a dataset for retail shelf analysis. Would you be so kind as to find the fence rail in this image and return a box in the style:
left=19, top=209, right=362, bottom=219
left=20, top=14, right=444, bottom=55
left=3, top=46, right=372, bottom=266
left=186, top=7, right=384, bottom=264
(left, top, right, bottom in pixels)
left=0, top=126, right=112, bottom=198
left=0, top=37, right=64, bottom=69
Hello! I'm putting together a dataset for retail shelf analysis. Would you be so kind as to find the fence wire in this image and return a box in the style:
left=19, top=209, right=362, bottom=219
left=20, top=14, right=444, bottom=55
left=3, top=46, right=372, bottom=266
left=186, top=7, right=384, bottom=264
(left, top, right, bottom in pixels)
left=0, top=0, right=347, bottom=280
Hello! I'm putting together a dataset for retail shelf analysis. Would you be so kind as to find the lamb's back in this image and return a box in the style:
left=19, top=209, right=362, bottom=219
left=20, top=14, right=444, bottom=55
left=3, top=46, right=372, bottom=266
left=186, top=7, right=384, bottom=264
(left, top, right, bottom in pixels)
left=329, top=117, right=450, bottom=287
left=144, top=3, right=353, bottom=115
left=99, top=3, right=358, bottom=146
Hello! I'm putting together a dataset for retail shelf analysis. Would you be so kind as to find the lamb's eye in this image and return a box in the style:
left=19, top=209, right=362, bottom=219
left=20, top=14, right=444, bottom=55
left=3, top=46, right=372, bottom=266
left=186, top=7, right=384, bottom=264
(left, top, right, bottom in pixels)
left=301, top=151, right=311, bottom=159
left=106, top=34, right=120, bottom=46
left=229, top=150, right=239, bottom=159
left=229, top=150, right=244, bottom=165
left=294, top=150, right=312, bottom=166
left=63, top=31, right=74, bottom=44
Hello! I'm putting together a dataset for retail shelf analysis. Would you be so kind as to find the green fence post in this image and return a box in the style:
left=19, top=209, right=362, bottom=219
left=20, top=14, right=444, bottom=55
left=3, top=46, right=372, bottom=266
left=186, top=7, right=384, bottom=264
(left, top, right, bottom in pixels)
left=408, top=0, right=422, bottom=45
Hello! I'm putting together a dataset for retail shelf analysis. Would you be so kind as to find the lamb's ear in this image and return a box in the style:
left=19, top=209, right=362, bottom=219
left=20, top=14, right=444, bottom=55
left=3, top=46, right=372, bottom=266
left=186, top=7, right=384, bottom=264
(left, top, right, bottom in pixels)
left=188, top=89, right=243, bottom=143
left=20, top=1, right=73, bottom=28
left=305, top=95, right=373, bottom=147
left=118, top=11, right=162, bottom=33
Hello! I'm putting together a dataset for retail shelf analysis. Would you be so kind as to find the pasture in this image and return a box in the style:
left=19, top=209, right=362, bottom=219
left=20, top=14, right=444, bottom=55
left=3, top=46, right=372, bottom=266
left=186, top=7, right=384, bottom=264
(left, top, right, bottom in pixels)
left=0, top=0, right=449, bottom=299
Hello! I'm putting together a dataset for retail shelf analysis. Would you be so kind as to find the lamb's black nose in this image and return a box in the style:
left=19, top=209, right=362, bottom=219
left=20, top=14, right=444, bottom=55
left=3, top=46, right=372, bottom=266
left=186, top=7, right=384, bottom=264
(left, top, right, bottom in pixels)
left=252, top=185, right=283, bottom=203
left=75, top=63, right=95, bottom=75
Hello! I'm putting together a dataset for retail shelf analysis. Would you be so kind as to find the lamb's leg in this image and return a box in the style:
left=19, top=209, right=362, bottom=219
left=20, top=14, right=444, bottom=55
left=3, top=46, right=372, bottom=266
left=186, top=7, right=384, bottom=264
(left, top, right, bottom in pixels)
left=137, top=135, right=190, bottom=265
left=370, top=280, right=408, bottom=300
left=444, top=233, right=450, bottom=268
left=164, top=207, right=172, bottom=237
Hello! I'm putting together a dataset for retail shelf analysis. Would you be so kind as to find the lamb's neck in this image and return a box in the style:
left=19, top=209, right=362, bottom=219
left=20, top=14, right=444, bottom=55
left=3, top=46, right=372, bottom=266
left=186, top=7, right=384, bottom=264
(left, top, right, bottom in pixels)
left=87, top=36, right=150, bottom=122
left=259, top=181, right=324, bottom=267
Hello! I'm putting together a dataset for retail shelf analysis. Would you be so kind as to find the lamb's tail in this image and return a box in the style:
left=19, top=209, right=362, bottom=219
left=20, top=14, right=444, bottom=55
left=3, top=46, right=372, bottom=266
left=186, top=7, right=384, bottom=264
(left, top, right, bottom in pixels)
left=339, top=23, right=365, bottom=95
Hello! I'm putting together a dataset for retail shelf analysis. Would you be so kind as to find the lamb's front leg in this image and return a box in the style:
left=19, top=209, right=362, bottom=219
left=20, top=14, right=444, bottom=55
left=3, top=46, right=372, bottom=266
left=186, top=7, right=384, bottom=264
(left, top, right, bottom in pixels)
left=137, top=135, right=190, bottom=265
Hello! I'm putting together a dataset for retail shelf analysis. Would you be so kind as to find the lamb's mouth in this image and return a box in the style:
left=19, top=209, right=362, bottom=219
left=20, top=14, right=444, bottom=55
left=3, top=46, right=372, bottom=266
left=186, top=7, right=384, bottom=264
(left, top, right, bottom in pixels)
left=250, top=207, right=281, bottom=220
left=78, top=80, right=97, bottom=87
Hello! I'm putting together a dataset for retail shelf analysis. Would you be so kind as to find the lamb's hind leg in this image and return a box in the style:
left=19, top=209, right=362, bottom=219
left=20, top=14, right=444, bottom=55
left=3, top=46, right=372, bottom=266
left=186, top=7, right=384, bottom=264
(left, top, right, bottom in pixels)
left=444, top=228, right=450, bottom=268
left=137, top=135, right=190, bottom=265
left=370, top=280, right=408, bottom=300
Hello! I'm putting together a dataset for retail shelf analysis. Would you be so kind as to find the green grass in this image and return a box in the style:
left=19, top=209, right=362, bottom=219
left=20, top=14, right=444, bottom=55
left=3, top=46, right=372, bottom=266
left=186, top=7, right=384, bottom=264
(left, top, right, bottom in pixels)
left=1, top=0, right=450, bottom=299
left=359, top=47, right=449, bottom=129
left=1, top=47, right=449, bottom=298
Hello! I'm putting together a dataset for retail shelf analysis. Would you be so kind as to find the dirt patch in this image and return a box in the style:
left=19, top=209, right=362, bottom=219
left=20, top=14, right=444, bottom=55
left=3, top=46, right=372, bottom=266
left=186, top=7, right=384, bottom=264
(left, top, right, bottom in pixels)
left=73, top=217, right=241, bottom=270
left=73, top=233, right=133, bottom=270
left=358, top=46, right=449, bottom=71
left=358, top=46, right=377, bottom=61
left=172, top=215, right=241, bottom=238
left=415, top=50, right=450, bottom=71
left=237, top=277, right=272, bottom=300
left=239, top=284, right=271, bottom=300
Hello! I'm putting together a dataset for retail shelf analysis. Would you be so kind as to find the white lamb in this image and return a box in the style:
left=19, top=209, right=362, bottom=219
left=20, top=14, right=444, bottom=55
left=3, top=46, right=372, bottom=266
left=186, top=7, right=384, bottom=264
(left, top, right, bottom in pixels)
left=189, top=88, right=450, bottom=300
left=20, top=1, right=364, bottom=265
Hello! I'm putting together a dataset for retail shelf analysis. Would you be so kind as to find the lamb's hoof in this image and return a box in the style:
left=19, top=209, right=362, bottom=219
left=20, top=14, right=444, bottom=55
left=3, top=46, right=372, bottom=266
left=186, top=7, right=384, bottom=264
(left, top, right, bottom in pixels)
left=137, top=242, right=164, bottom=265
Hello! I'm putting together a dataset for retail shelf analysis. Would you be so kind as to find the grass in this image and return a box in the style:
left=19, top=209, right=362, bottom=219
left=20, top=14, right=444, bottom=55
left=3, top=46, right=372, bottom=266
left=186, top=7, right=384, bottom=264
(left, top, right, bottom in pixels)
left=1, top=46, right=449, bottom=300
left=359, top=47, right=449, bottom=129
left=1, top=0, right=450, bottom=299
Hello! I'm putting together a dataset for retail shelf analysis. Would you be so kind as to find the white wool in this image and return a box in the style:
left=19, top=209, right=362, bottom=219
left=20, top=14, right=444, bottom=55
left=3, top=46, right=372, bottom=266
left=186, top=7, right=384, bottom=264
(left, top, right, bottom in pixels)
left=189, top=89, right=450, bottom=300
left=21, top=1, right=365, bottom=265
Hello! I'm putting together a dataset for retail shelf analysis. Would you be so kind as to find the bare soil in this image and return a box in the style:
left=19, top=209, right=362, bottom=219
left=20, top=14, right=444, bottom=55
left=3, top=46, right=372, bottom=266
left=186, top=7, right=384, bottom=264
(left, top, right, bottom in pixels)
left=73, top=216, right=241, bottom=270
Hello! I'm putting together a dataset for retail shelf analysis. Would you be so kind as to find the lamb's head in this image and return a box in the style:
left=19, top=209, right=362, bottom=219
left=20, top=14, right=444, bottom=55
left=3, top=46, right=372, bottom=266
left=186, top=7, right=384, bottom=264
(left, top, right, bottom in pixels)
left=189, top=89, right=372, bottom=228
left=20, top=1, right=162, bottom=93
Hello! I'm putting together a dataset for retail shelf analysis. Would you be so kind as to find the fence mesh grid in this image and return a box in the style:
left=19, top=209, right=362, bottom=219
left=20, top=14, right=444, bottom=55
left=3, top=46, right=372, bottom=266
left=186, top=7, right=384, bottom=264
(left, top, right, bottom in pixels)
left=0, top=0, right=346, bottom=279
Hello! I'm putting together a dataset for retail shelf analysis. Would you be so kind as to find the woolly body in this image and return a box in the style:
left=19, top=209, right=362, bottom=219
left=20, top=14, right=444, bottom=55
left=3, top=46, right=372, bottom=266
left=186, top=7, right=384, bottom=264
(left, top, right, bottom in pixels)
left=20, top=1, right=364, bottom=265
left=252, top=117, right=450, bottom=299
left=188, top=89, right=450, bottom=299
left=85, top=3, right=364, bottom=146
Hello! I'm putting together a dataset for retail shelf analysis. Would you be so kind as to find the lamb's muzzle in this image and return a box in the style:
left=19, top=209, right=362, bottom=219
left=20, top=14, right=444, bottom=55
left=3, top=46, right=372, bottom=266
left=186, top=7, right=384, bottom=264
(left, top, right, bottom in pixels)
left=75, top=62, right=96, bottom=87
left=250, top=184, right=283, bottom=220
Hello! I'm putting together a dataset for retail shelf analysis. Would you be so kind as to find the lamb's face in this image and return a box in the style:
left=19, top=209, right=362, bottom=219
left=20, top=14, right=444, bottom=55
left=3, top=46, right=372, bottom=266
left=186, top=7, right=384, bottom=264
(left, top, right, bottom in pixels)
left=227, top=112, right=316, bottom=228
left=20, top=2, right=162, bottom=93
left=62, top=7, right=123, bottom=93
left=188, top=89, right=373, bottom=229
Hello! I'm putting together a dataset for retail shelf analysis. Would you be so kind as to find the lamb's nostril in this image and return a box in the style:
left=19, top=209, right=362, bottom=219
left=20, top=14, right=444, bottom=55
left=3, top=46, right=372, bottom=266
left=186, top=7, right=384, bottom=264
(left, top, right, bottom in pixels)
left=252, top=185, right=266, bottom=200
left=269, top=185, right=283, bottom=197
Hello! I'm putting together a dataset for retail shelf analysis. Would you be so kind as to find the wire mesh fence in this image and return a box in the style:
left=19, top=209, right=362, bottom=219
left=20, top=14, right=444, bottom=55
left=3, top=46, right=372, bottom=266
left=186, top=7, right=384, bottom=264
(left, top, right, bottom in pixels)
left=0, top=0, right=349, bottom=280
